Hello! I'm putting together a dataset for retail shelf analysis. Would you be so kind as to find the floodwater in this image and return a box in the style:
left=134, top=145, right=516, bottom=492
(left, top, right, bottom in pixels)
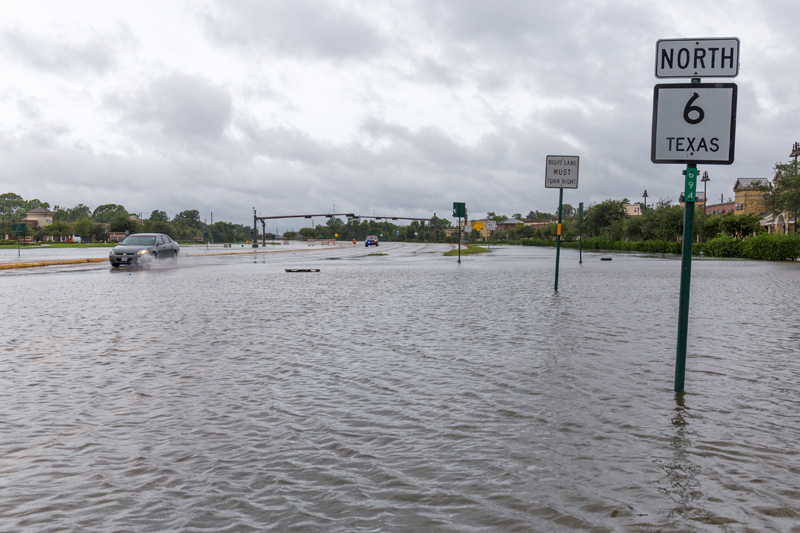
left=1, top=243, right=799, bottom=531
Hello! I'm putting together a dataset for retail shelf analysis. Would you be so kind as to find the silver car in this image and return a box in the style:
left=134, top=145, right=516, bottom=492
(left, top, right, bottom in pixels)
left=109, top=233, right=180, bottom=267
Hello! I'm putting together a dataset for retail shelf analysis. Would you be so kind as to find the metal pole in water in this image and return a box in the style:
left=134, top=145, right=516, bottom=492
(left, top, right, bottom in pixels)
left=458, top=215, right=461, bottom=264
left=578, top=201, right=583, bottom=264
left=554, top=188, right=564, bottom=291
left=675, top=164, right=697, bottom=392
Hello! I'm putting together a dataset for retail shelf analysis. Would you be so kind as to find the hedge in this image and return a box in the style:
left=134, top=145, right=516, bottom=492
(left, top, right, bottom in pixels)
left=522, top=234, right=800, bottom=261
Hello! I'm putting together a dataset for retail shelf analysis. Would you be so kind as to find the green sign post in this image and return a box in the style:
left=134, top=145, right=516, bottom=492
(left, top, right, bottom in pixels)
left=675, top=164, right=697, bottom=392
left=651, top=37, right=739, bottom=393
left=11, top=223, right=26, bottom=257
left=453, top=202, right=466, bottom=264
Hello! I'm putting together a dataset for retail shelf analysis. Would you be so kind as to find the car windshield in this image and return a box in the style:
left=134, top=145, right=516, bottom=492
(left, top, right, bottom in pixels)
left=121, top=236, right=156, bottom=246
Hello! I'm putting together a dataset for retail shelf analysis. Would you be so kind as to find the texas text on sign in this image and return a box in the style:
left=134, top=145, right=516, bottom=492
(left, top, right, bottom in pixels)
left=655, top=38, right=739, bottom=78
left=545, top=156, right=579, bottom=189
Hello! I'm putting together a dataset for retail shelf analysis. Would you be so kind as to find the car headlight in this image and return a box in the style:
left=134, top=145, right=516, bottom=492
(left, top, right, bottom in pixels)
left=109, top=250, right=115, bottom=256
left=137, top=249, right=150, bottom=255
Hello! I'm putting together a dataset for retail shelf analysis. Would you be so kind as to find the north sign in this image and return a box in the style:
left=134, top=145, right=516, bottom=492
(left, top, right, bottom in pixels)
left=651, top=83, right=737, bottom=165
left=545, top=155, right=579, bottom=189
left=656, top=38, right=739, bottom=78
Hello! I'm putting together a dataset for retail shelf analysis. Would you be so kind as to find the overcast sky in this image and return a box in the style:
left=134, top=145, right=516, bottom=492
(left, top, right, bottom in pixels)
left=2, top=0, right=799, bottom=229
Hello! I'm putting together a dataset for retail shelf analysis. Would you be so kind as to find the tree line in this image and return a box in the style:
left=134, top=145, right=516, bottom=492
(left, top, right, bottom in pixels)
left=0, top=192, right=459, bottom=244
left=284, top=216, right=455, bottom=242
left=0, top=193, right=252, bottom=243
left=484, top=198, right=762, bottom=243
left=6, top=157, right=799, bottom=246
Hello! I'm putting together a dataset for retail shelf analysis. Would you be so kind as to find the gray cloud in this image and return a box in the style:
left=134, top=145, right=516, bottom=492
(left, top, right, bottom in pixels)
left=201, top=0, right=385, bottom=60
left=112, top=73, right=233, bottom=143
left=2, top=28, right=117, bottom=75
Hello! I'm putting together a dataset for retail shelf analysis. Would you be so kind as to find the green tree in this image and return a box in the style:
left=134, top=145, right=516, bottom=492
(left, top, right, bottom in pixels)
left=554, top=204, right=577, bottom=218
left=718, top=212, right=764, bottom=238
left=45, top=221, right=72, bottom=241
left=174, top=209, right=202, bottom=229
left=74, top=217, right=101, bottom=240
left=109, top=213, right=141, bottom=233
left=486, top=212, right=507, bottom=222
left=1, top=192, right=26, bottom=220
left=584, top=199, right=628, bottom=238
left=54, top=203, right=92, bottom=222
left=144, top=219, right=172, bottom=236
left=650, top=201, right=684, bottom=241
left=765, top=160, right=800, bottom=230
left=298, top=227, right=316, bottom=239
left=149, top=210, right=170, bottom=222
left=92, top=204, right=128, bottom=223
left=525, top=210, right=553, bottom=220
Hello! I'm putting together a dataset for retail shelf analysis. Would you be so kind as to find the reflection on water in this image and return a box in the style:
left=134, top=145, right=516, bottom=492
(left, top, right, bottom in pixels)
left=1, top=245, right=799, bottom=531
left=658, top=393, right=704, bottom=522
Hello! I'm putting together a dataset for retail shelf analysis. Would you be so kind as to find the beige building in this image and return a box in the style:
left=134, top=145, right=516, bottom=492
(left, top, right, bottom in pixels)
left=20, top=207, right=54, bottom=227
left=762, top=170, right=797, bottom=234
left=733, top=178, right=770, bottom=215
left=625, top=203, right=642, bottom=216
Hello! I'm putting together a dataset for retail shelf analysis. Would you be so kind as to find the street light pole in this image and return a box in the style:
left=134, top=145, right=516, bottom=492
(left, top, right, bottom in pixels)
left=701, top=171, right=710, bottom=211
left=642, top=189, right=648, bottom=212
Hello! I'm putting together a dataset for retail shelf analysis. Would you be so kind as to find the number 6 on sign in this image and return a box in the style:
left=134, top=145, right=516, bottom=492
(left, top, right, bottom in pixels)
left=683, top=93, right=704, bottom=125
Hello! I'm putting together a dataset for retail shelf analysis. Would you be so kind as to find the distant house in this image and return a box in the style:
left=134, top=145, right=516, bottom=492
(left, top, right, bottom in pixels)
left=108, top=232, right=127, bottom=242
left=523, top=218, right=554, bottom=228
left=625, top=204, right=643, bottom=216
left=496, top=218, right=523, bottom=231
left=705, top=200, right=736, bottom=216
left=20, top=207, right=54, bottom=227
left=733, top=178, right=770, bottom=215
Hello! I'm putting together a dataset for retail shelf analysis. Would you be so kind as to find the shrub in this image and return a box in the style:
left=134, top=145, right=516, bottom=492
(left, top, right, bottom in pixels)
left=702, top=234, right=742, bottom=258
left=740, top=234, right=800, bottom=261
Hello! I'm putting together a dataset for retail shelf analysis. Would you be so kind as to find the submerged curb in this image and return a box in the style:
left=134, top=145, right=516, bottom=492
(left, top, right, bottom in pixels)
left=0, top=246, right=322, bottom=270
left=0, top=258, right=108, bottom=270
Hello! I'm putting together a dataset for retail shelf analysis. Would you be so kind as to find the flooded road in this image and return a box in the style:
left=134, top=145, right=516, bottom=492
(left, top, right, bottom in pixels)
left=1, top=243, right=799, bottom=531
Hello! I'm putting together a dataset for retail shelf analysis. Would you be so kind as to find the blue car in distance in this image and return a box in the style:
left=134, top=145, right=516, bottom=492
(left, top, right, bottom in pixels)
left=365, top=235, right=379, bottom=247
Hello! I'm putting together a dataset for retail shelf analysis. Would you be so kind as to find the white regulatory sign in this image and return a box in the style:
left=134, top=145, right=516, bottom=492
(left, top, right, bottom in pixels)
left=545, top=155, right=579, bottom=189
left=656, top=38, right=739, bottom=78
left=651, top=83, right=737, bottom=165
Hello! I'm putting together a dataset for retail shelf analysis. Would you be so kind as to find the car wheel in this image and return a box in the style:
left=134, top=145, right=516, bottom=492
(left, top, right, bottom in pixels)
left=171, top=251, right=178, bottom=263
